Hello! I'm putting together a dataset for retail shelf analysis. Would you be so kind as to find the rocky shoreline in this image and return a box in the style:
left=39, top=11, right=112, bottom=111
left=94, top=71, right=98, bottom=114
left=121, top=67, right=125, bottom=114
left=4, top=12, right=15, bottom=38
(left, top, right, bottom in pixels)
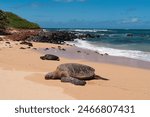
left=27, top=30, right=98, bottom=44
left=1, top=29, right=97, bottom=44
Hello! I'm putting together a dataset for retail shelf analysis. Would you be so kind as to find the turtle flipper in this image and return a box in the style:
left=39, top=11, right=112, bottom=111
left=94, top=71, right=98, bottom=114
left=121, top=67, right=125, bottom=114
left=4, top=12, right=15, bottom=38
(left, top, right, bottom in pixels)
left=61, top=77, right=86, bottom=86
left=45, top=72, right=55, bottom=80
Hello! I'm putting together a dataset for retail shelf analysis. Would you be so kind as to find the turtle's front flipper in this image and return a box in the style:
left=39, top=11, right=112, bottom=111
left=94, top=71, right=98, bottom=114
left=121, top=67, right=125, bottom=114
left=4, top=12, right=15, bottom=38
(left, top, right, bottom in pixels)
left=61, top=77, right=86, bottom=86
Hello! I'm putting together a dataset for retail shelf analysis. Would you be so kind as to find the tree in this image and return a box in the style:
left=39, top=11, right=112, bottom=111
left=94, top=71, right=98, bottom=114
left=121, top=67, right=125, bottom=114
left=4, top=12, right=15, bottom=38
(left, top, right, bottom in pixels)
left=0, top=10, right=9, bottom=29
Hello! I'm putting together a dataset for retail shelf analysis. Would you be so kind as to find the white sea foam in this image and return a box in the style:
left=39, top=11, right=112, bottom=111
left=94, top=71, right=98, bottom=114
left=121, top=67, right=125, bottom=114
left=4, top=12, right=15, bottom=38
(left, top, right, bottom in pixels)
left=73, top=29, right=108, bottom=33
left=42, top=29, right=48, bottom=32
left=66, top=39, right=150, bottom=62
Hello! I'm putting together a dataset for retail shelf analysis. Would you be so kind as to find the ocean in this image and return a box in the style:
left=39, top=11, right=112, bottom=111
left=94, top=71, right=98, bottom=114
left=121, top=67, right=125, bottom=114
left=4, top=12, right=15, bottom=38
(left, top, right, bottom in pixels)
left=46, top=28, right=150, bottom=62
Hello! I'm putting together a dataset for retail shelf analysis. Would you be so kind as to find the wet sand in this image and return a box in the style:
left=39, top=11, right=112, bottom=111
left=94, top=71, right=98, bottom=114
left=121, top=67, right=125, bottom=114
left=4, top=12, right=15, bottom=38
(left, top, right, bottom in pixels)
left=38, top=46, right=150, bottom=70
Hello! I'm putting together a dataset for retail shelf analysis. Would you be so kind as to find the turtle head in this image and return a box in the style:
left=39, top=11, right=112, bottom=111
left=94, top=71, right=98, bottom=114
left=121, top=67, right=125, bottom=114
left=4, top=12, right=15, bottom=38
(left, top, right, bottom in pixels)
left=40, top=56, right=45, bottom=60
left=45, top=72, right=55, bottom=80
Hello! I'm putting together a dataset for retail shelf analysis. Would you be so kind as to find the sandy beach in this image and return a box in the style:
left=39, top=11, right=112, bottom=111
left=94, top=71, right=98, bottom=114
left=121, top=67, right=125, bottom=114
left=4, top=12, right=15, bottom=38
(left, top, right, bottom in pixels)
left=0, top=40, right=150, bottom=100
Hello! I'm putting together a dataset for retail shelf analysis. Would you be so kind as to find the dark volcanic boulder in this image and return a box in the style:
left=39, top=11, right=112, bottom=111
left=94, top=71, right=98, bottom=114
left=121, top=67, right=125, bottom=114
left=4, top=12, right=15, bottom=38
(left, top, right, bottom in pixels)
left=27, top=30, right=98, bottom=44
left=20, top=41, right=33, bottom=47
left=20, top=47, right=26, bottom=49
left=27, top=31, right=77, bottom=44
left=40, top=54, right=60, bottom=61
left=0, top=29, right=10, bottom=35
left=0, top=37, right=3, bottom=41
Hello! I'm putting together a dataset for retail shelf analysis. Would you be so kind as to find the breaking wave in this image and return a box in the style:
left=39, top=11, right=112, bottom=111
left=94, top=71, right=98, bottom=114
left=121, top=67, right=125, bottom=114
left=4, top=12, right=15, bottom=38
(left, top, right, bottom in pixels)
left=66, top=39, right=150, bottom=62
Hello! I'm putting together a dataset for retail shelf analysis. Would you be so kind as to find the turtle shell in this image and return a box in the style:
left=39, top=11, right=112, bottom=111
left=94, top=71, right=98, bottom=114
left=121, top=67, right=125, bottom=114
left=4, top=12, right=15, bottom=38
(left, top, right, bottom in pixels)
left=56, top=63, right=95, bottom=79
left=40, top=54, right=60, bottom=61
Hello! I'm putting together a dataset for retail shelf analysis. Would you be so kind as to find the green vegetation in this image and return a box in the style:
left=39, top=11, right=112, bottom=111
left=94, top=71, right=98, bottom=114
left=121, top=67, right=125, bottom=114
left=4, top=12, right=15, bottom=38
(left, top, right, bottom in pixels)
left=6, top=12, right=40, bottom=29
left=0, top=9, right=40, bottom=29
left=0, top=10, right=9, bottom=29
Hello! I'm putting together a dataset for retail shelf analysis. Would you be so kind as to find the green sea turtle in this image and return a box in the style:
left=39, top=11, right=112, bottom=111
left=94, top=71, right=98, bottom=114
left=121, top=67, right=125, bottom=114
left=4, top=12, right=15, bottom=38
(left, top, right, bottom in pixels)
left=45, top=63, right=98, bottom=86
left=40, top=54, right=60, bottom=61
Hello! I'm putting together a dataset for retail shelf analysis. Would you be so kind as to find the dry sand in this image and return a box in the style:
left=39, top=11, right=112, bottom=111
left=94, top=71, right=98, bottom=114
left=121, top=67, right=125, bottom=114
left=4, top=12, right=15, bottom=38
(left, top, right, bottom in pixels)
left=0, top=41, right=150, bottom=100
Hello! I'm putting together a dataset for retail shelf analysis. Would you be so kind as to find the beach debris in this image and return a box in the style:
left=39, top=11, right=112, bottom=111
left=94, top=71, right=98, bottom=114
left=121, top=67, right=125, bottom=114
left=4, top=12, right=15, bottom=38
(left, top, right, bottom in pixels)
left=58, top=46, right=61, bottom=49
left=20, top=41, right=33, bottom=47
left=20, top=47, right=26, bottom=49
left=104, top=53, right=109, bottom=56
left=61, top=48, right=66, bottom=51
left=51, top=47, right=55, bottom=49
left=27, top=46, right=31, bottom=49
left=58, top=46, right=62, bottom=50
left=33, top=48, right=37, bottom=50
left=95, top=51, right=99, bottom=54
left=57, top=46, right=66, bottom=51
left=44, top=48, right=49, bottom=51
left=77, top=50, right=81, bottom=53
left=0, top=37, right=3, bottom=41
left=66, top=44, right=70, bottom=46
left=66, top=44, right=73, bottom=46
left=5, top=41, right=10, bottom=44
left=40, top=54, right=60, bottom=61
left=45, top=63, right=107, bottom=86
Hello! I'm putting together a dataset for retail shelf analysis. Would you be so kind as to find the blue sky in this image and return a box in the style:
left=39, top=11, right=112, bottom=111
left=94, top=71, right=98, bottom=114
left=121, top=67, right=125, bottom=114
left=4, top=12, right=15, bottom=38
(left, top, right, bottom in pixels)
left=0, top=0, right=150, bottom=28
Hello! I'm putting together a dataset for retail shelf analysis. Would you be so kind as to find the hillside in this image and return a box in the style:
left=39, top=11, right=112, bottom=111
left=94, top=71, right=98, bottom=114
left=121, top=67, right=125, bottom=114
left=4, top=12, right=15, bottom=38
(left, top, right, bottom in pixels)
left=0, top=10, right=40, bottom=29
left=0, top=10, right=8, bottom=29
left=6, top=12, right=40, bottom=29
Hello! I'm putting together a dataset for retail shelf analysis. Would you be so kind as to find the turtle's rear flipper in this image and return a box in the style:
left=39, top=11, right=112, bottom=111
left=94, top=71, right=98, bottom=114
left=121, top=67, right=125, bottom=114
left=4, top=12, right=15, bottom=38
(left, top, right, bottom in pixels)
left=61, top=77, right=86, bottom=86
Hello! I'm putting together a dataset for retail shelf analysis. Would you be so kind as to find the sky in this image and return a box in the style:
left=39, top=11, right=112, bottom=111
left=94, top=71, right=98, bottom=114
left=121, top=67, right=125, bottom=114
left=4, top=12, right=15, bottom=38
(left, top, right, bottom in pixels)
left=0, top=0, right=150, bottom=28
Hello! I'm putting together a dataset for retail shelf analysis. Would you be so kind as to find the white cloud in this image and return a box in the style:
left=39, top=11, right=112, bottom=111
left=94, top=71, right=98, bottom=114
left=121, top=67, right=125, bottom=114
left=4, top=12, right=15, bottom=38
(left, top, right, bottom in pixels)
left=122, top=17, right=140, bottom=23
left=54, top=0, right=86, bottom=2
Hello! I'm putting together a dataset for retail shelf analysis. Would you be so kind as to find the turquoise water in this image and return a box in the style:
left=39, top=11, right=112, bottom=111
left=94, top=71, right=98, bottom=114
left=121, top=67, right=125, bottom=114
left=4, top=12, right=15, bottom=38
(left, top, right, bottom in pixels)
left=46, top=28, right=150, bottom=62
left=86, top=29, right=150, bottom=52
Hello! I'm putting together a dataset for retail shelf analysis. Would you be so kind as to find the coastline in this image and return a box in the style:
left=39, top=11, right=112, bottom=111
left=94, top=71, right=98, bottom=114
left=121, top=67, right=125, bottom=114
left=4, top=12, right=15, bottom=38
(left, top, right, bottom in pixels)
left=38, top=45, right=150, bottom=70
left=0, top=40, right=150, bottom=100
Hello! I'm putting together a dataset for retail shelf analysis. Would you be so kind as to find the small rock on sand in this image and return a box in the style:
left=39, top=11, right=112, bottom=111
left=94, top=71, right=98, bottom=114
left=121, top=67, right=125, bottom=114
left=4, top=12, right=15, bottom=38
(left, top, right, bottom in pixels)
left=77, top=51, right=81, bottom=53
left=95, top=51, right=99, bottom=54
left=61, top=48, right=66, bottom=51
left=105, top=53, right=109, bottom=55
left=51, top=47, right=55, bottom=49
left=5, top=41, right=10, bottom=44
left=44, top=48, right=49, bottom=51
left=27, top=46, right=31, bottom=49
left=0, top=37, right=3, bottom=41
left=58, top=46, right=61, bottom=49
left=20, top=47, right=26, bottom=49
left=20, top=41, right=33, bottom=47
left=33, top=48, right=37, bottom=50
